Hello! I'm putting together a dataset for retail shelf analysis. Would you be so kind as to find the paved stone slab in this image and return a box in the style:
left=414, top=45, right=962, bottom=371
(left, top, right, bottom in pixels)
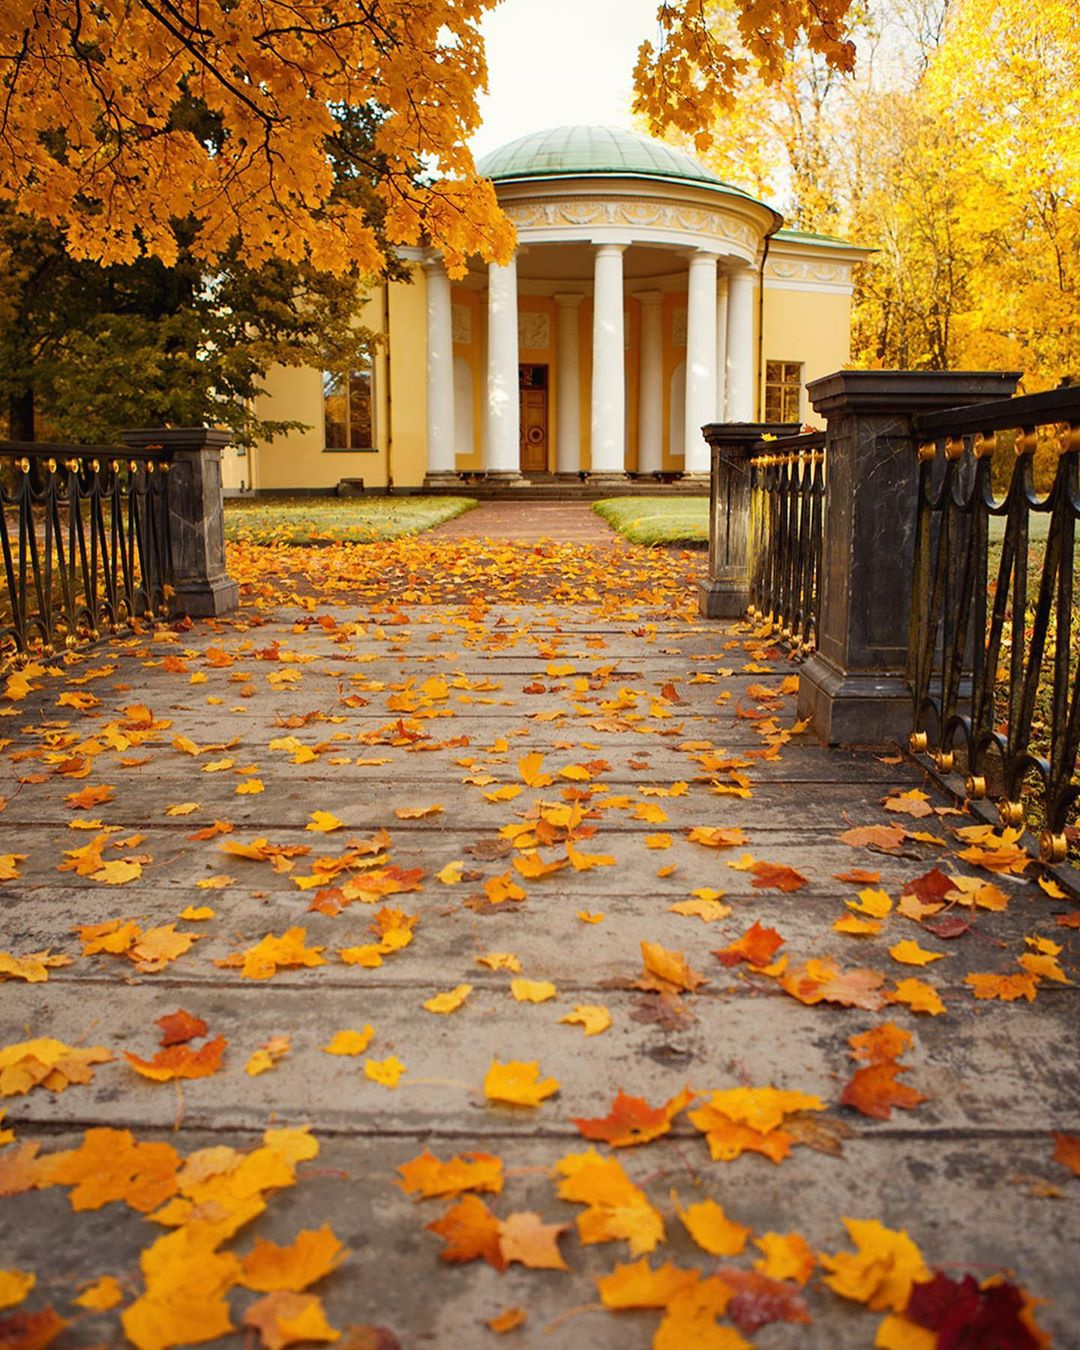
left=0, top=538, right=1076, bottom=1348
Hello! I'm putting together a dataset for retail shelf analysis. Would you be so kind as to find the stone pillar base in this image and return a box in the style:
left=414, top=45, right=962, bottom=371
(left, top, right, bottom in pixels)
left=680, top=472, right=711, bottom=484
left=174, top=576, right=240, bottom=619
left=484, top=470, right=528, bottom=485
left=422, top=471, right=462, bottom=488
left=698, top=579, right=748, bottom=619
left=555, top=472, right=584, bottom=482
left=587, top=472, right=629, bottom=488
left=797, top=652, right=912, bottom=748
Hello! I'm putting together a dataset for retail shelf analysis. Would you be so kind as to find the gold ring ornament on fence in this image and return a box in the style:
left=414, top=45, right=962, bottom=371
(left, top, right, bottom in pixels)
left=964, top=775, right=986, bottom=800
left=998, top=798, right=1024, bottom=826
left=1057, top=422, right=1080, bottom=455
left=972, top=432, right=996, bottom=459
left=1013, top=428, right=1037, bottom=456
left=1040, top=831, right=1067, bottom=864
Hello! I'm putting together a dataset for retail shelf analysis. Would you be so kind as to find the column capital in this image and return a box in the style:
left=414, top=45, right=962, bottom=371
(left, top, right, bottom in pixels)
left=592, top=242, right=628, bottom=257
left=685, top=249, right=720, bottom=266
left=553, top=292, right=586, bottom=307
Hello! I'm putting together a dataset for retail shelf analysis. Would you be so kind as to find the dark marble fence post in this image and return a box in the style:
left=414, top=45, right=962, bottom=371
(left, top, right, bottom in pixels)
left=122, top=427, right=239, bottom=617
left=698, top=421, right=800, bottom=618
left=797, top=371, right=1020, bottom=745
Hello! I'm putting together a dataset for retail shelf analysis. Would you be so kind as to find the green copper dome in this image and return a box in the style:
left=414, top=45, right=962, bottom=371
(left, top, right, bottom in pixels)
left=476, top=125, right=730, bottom=190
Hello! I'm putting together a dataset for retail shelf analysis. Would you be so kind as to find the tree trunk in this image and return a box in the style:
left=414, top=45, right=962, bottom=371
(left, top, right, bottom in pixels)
left=7, top=388, right=34, bottom=442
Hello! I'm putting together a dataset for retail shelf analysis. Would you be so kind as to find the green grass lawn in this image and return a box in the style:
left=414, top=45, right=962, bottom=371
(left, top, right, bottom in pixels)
left=593, top=497, right=709, bottom=546
left=224, top=495, right=477, bottom=544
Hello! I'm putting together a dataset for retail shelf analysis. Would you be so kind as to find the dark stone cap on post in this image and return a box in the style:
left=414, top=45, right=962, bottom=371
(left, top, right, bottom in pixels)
left=797, top=369, right=1022, bottom=746
left=698, top=421, right=801, bottom=619
left=121, top=426, right=238, bottom=618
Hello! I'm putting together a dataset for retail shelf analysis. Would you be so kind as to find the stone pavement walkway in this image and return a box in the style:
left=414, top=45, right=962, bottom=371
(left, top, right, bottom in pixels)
left=0, top=532, right=1076, bottom=1348
left=431, top=501, right=619, bottom=543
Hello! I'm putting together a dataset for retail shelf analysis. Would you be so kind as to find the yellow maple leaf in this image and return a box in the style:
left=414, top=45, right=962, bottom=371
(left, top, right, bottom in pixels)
left=834, top=914, right=883, bottom=935
left=437, top=860, right=464, bottom=884
left=889, top=940, right=945, bottom=966
left=74, top=1274, right=124, bottom=1310
left=93, top=859, right=142, bottom=885
left=180, top=906, right=215, bottom=921
left=246, top=1037, right=290, bottom=1077
left=364, top=1056, right=406, bottom=1089
left=668, top=897, right=731, bottom=922
left=0, top=1269, right=35, bottom=1309
left=754, top=1231, right=816, bottom=1285
left=423, top=984, right=473, bottom=1014
left=322, top=1027, right=374, bottom=1056
left=887, top=978, right=947, bottom=1016
left=476, top=952, right=521, bottom=972
left=577, top=911, right=605, bottom=924
left=672, top=1193, right=751, bottom=1256
left=820, top=1217, right=930, bottom=1311
left=165, top=802, right=200, bottom=816
left=394, top=804, right=443, bottom=819
left=510, top=978, right=556, bottom=1004
left=236, top=779, right=265, bottom=795
left=559, top=1005, right=612, bottom=1036
left=847, top=888, right=893, bottom=918
left=239, top=1225, right=348, bottom=1292
left=484, top=1059, right=559, bottom=1107
left=305, top=812, right=343, bottom=833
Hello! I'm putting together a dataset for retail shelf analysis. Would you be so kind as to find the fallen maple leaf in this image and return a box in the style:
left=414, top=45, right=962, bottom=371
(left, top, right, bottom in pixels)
left=398, top=1150, right=503, bottom=1200
left=427, top=1194, right=505, bottom=1269
left=555, top=1149, right=665, bottom=1255
left=888, top=978, right=946, bottom=1016
left=559, top=1005, right=611, bottom=1036
left=423, top=984, right=472, bottom=1014
left=125, top=1035, right=227, bottom=1082
left=0, top=951, right=71, bottom=984
left=43, top=1127, right=179, bottom=1213
left=753, top=1231, right=816, bottom=1285
left=595, top=1258, right=699, bottom=1309
left=156, top=1010, right=207, bottom=1047
left=780, top=958, right=888, bottom=1011
left=687, top=826, right=748, bottom=849
left=486, top=1308, right=526, bottom=1333
left=749, top=861, right=808, bottom=892
left=839, top=824, right=907, bottom=852
left=673, top=1193, right=751, bottom=1256
left=571, top=1087, right=694, bottom=1148
left=322, top=1027, right=374, bottom=1057
left=714, top=921, right=784, bottom=968
left=820, top=1217, right=930, bottom=1312
left=965, top=972, right=1039, bottom=1002
left=716, top=1266, right=813, bottom=1332
left=889, top=939, right=945, bottom=967
left=246, top=1036, right=291, bottom=1076
left=239, top=1225, right=348, bottom=1292
left=364, top=1056, right=406, bottom=1089
left=1052, top=1132, right=1080, bottom=1177
left=242, top=1291, right=338, bottom=1350
left=305, top=811, right=343, bottom=833
left=498, top=1210, right=569, bottom=1270
left=394, top=804, right=443, bottom=819
left=0, top=1039, right=113, bottom=1097
left=509, top=978, right=555, bottom=1004
left=215, top=927, right=326, bottom=980
left=640, top=940, right=707, bottom=993
left=483, top=1059, right=559, bottom=1107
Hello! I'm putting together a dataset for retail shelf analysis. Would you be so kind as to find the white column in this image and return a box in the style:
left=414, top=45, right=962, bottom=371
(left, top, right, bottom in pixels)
left=715, top=273, right=729, bottom=421
left=590, top=244, right=627, bottom=476
left=554, top=294, right=583, bottom=476
left=726, top=266, right=756, bottom=422
left=636, top=291, right=663, bottom=475
left=485, top=256, right=521, bottom=477
left=423, top=259, right=456, bottom=479
left=684, top=250, right=718, bottom=474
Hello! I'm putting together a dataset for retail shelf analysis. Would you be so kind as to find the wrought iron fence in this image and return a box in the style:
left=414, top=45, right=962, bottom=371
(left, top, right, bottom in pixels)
left=907, top=387, right=1080, bottom=861
left=0, top=442, right=174, bottom=658
left=747, top=430, right=826, bottom=652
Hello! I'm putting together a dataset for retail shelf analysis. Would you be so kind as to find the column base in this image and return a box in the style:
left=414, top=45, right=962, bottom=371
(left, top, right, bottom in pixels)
left=422, top=471, right=463, bottom=488
left=555, top=471, right=585, bottom=482
left=680, top=471, right=711, bottom=484
left=698, top=579, right=749, bottom=620
left=173, top=575, right=239, bottom=619
left=797, top=652, right=912, bottom=748
left=587, top=472, right=630, bottom=488
left=484, top=470, right=528, bottom=485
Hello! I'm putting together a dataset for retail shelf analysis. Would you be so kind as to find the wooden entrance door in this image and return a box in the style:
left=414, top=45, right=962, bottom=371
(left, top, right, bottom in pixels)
left=519, top=365, right=549, bottom=474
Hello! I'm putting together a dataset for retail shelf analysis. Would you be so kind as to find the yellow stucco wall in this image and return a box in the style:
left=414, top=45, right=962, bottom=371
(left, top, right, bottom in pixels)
left=760, top=285, right=852, bottom=424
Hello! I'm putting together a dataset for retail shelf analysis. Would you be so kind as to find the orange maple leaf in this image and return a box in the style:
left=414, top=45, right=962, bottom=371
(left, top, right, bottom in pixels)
left=571, top=1086, right=694, bottom=1148
left=124, top=1035, right=226, bottom=1082
left=640, top=940, right=707, bottom=993
left=155, top=1010, right=208, bottom=1047
left=713, top=921, right=784, bottom=968
left=427, top=1194, right=506, bottom=1269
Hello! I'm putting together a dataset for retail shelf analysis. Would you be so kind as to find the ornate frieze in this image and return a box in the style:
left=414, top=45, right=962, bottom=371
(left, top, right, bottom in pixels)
left=764, top=257, right=852, bottom=286
left=504, top=197, right=758, bottom=252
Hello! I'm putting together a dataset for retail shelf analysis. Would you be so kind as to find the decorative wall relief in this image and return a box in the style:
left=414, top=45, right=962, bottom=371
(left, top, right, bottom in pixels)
left=672, top=309, right=687, bottom=347
left=518, top=311, right=550, bottom=351
left=451, top=305, right=472, bottom=344
left=504, top=197, right=759, bottom=253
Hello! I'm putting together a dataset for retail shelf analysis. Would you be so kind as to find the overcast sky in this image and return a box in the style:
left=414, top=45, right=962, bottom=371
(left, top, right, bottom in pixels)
left=470, top=0, right=662, bottom=158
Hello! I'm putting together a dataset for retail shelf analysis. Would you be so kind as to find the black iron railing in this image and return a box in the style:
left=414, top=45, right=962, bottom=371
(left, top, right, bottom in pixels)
left=907, top=387, right=1080, bottom=860
left=747, top=431, right=826, bottom=652
left=0, top=442, right=174, bottom=658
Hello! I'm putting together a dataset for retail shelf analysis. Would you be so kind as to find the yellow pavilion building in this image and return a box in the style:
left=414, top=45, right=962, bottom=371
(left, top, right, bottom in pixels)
left=227, top=125, right=869, bottom=493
